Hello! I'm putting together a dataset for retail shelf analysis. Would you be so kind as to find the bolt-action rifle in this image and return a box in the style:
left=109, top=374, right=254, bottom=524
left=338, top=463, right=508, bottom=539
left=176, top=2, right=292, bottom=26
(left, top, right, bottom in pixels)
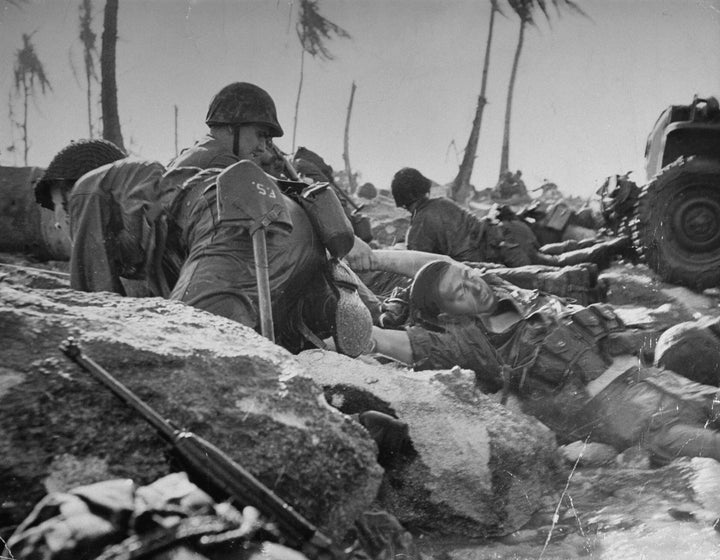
left=59, top=337, right=344, bottom=560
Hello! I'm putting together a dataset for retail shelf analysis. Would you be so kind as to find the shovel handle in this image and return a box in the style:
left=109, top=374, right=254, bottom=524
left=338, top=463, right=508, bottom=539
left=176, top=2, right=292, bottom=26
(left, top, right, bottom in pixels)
left=252, top=229, right=274, bottom=342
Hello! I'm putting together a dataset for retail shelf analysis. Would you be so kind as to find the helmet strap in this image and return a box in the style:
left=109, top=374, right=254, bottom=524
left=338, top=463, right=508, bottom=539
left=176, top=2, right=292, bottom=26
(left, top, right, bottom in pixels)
left=232, top=126, right=239, bottom=157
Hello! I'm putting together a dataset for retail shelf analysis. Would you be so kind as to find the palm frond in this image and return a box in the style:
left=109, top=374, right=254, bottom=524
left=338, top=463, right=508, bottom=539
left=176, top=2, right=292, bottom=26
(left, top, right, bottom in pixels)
left=14, top=32, right=52, bottom=94
left=296, top=0, right=351, bottom=61
left=507, top=0, right=589, bottom=27
left=79, top=0, right=99, bottom=82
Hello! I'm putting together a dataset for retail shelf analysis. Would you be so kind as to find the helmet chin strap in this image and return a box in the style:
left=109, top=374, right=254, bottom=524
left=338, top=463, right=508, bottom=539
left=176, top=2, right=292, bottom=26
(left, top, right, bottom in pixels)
left=232, top=126, right=239, bottom=157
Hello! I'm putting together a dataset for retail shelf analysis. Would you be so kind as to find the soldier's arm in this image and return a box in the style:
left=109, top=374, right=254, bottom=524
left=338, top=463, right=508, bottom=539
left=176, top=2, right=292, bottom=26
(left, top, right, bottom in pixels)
left=345, top=245, right=453, bottom=278
left=370, top=326, right=414, bottom=364
left=323, top=326, right=413, bottom=365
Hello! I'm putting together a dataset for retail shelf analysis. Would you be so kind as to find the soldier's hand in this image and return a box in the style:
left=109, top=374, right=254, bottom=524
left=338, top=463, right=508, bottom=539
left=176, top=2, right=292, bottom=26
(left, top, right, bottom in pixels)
left=345, top=236, right=376, bottom=271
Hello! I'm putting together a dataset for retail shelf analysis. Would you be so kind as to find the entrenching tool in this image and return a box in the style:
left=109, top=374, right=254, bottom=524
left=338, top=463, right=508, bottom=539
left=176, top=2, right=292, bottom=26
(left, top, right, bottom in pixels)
left=216, top=160, right=293, bottom=342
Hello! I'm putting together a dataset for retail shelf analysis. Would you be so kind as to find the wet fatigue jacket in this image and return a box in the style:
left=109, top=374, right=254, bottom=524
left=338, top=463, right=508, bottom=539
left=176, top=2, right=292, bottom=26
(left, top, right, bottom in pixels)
left=167, top=139, right=376, bottom=350
left=168, top=170, right=329, bottom=350
left=406, top=274, right=720, bottom=460
left=167, top=135, right=239, bottom=171
left=68, top=159, right=199, bottom=297
left=406, top=198, right=533, bottom=267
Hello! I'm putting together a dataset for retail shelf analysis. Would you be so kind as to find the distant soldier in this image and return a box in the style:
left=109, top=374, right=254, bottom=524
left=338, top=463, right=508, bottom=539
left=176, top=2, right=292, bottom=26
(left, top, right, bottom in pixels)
left=390, top=167, right=628, bottom=270
left=492, top=169, right=530, bottom=201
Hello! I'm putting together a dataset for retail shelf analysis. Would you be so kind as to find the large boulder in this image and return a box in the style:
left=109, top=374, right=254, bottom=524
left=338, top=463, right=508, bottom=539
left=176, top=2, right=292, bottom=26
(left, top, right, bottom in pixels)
left=0, top=269, right=383, bottom=540
left=296, top=350, right=561, bottom=538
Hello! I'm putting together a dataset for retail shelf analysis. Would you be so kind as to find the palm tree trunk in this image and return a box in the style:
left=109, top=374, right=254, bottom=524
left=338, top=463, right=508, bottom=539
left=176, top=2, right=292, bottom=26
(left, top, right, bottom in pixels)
left=22, top=75, right=29, bottom=166
left=80, top=0, right=95, bottom=137
left=174, top=104, right=179, bottom=157
left=343, top=81, right=357, bottom=194
left=101, top=0, right=124, bottom=150
left=292, top=50, right=306, bottom=154
left=500, top=18, right=525, bottom=176
left=86, top=68, right=93, bottom=137
left=450, top=2, right=497, bottom=204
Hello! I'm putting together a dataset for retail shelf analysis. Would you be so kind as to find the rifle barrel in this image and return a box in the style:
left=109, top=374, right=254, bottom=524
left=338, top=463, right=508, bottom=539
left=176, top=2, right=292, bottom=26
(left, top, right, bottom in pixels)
left=174, top=431, right=334, bottom=551
left=60, top=337, right=176, bottom=441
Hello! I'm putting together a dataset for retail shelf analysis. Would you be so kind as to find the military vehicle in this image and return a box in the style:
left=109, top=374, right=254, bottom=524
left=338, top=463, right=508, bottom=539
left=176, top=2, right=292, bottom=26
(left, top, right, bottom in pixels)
left=600, top=95, right=720, bottom=290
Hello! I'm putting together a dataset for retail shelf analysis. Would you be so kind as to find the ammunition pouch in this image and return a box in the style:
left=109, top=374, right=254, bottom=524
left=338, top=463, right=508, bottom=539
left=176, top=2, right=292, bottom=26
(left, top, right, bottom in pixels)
left=518, top=303, right=626, bottom=391
left=570, top=303, right=625, bottom=338
left=531, top=324, right=608, bottom=387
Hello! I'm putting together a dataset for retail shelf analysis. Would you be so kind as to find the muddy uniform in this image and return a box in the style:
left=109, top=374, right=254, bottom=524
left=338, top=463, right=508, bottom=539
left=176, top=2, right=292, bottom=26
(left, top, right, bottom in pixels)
left=168, top=169, right=331, bottom=350
left=68, top=158, right=199, bottom=298
left=407, top=197, right=532, bottom=267
left=406, top=274, right=720, bottom=462
left=166, top=138, right=337, bottom=347
left=68, top=157, right=336, bottom=350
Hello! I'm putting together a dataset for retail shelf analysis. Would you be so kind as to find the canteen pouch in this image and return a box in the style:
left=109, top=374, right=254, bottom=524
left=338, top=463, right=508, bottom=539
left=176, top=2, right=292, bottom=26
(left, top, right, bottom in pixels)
left=298, top=182, right=355, bottom=258
left=350, top=211, right=373, bottom=243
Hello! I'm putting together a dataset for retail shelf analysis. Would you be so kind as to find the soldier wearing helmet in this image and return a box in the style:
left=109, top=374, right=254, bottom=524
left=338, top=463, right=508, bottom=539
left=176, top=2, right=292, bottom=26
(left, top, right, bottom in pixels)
left=33, top=139, right=127, bottom=244
left=654, top=316, right=720, bottom=386
left=168, top=82, right=283, bottom=170
left=391, top=167, right=528, bottom=266
left=391, top=166, right=629, bottom=270
left=339, top=253, right=720, bottom=465
left=163, top=82, right=376, bottom=355
left=34, top=138, right=203, bottom=298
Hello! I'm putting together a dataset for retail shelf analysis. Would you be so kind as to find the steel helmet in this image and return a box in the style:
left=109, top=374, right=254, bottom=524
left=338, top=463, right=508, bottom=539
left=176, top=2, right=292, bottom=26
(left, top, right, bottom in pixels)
left=391, top=167, right=431, bottom=209
left=205, top=82, right=283, bottom=137
left=654, top=317, right=720, bottom=386
left=35, top=138, right=127, bottom=210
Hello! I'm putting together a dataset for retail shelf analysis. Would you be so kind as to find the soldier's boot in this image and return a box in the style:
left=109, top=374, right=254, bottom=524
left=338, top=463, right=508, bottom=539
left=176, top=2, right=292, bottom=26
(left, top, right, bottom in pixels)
left=545, top=235, right=631, bottom=270
left=329, top=259, right=373, bottom=358
left=358, top=410, right=411, bottom=467
left=540, top=239, right=582, bottom=255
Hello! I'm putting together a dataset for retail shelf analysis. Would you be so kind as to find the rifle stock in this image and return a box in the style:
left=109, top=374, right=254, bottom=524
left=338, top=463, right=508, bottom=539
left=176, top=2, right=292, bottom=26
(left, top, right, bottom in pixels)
left=59, top=337, right=342, bottom=560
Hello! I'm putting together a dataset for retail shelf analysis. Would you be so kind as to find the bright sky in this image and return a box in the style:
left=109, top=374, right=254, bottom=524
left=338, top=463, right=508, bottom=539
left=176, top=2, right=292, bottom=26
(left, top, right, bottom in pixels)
left=1, top=0, right=719, bottom=198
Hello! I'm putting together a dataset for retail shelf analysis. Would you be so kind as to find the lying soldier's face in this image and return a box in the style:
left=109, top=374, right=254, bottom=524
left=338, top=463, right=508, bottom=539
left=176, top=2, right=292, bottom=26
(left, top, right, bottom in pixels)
left=437, top=263, right=496, bottom=316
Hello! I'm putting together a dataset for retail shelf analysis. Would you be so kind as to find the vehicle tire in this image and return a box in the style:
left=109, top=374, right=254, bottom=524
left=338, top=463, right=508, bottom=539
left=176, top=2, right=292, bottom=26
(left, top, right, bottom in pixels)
left=632, top=156, right=720, bottom=290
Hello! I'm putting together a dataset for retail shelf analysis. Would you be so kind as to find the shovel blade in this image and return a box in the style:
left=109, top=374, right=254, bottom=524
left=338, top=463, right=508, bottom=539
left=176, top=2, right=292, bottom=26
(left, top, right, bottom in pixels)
left=217, top=160, right=293, bottom=233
